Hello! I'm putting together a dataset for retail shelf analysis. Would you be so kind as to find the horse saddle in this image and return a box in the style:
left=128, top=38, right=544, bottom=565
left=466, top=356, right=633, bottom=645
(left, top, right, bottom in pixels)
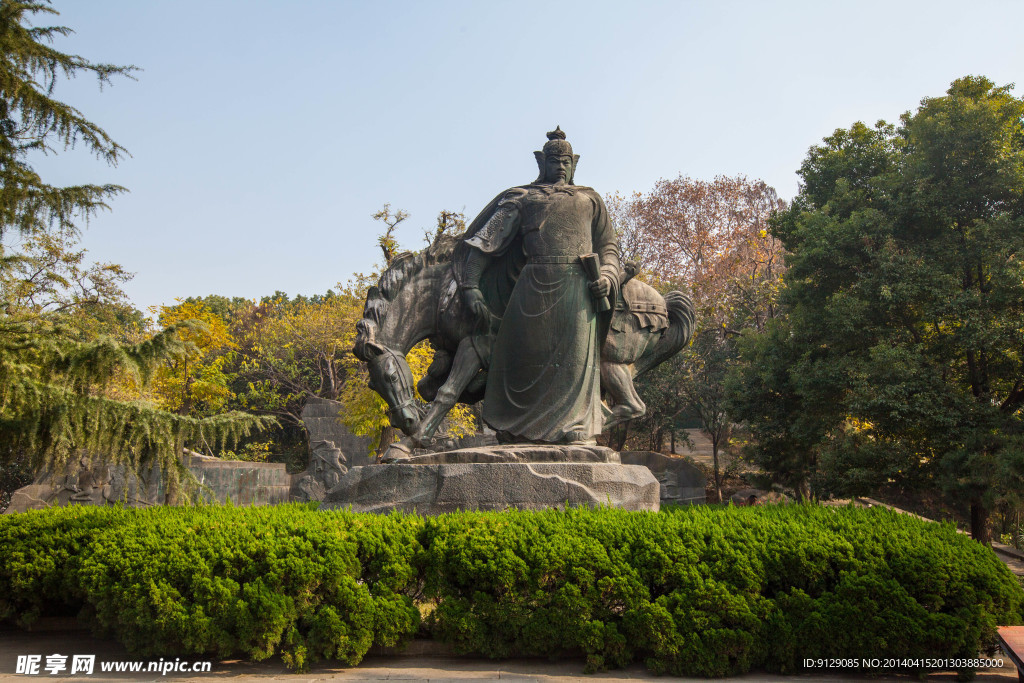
left=611, top=279, right=669, bottom=332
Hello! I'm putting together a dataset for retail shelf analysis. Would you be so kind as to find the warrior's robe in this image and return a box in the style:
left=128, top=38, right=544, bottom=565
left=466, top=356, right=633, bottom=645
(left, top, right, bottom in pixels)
left=461, top=184, right=621, bottom=443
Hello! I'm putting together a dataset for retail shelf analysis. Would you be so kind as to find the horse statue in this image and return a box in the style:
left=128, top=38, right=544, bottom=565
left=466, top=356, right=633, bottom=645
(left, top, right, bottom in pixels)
left=352, top=233, right=695, bottom=460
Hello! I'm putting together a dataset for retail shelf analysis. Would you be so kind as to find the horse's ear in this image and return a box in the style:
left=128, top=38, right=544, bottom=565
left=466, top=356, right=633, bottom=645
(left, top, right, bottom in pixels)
left=363, top=341, right=386, bottom=358
left=353, top=319, right=381, bottom=361
left=352, top=337, right=386, bottom=361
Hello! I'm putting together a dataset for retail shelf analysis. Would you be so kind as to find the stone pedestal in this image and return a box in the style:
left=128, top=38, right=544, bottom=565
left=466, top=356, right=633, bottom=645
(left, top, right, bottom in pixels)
left=321, top=445, right=659, bottom=514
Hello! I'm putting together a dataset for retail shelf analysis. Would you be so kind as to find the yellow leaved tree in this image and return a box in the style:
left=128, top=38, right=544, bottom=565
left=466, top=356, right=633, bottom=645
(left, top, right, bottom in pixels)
left=151, top=300, right=236, bottom=417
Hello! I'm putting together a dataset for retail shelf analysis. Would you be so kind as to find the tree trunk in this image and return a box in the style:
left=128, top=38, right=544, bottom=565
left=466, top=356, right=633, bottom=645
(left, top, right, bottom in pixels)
left=651, top=427, right=663, bottom=452
left=375, top=425, right=396, bottom=462
left=670, top=429, right=676, bottom=454
left=179, top=360, right=191, bottom=416
left=320, top=355, right=336, bottom=400
left=610, top=422, right=629, bottom=451
left=793, top=478, right=810, bottom=502
left=712, top=441, right=723, bottom=503
left=971, top=499, right=991, bottom=544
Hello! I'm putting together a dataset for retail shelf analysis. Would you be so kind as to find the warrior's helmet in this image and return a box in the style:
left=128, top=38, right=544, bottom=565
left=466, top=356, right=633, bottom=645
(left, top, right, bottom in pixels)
left=542, top=126, right=573, bottom=157
left=534, top=126, right=580, bottom=184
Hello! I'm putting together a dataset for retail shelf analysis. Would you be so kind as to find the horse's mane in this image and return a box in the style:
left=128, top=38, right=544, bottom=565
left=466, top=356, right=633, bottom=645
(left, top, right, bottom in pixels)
left=353, top=233, right=458, bottom=361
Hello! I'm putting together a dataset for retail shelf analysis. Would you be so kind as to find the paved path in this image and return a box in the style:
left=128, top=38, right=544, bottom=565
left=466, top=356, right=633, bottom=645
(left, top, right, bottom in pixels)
left=0, top=629, right=1019, bottom=682
left=669, top=430, right=752, bottom=473
left=669, top=429, right=718, bottom=463
left=999, top=551, right=1024, bottom=576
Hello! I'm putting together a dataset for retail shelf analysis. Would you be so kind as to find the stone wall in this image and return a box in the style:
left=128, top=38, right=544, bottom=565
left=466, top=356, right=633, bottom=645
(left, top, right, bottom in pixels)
left=5, top=455, right=292, bottom=513
left=619, top=451, right=706, bottom=505
left=301, top=397, right=371, bottom=461
left=189, top=457, right=292, bottom=505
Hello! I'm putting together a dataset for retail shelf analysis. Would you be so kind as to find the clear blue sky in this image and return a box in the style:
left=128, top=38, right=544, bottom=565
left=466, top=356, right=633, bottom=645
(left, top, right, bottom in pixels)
left=26, top=1, right=1024, bottom=313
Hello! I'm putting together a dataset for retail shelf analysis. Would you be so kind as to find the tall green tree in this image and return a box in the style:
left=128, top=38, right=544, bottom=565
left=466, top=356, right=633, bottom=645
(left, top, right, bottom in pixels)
left=0, top=0, right=131, bottom=236
left=0, top=1, right=268, bottom=493
left=731, top=77, right=1024, bottom=540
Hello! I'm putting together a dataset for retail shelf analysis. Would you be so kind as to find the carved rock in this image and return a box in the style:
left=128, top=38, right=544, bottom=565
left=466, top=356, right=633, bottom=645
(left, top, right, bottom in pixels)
left=395, top=443, right=620, bottom=465
left=291, top=439, right=349, bottom=502
left=290, top=398, right=365, bottom=502
left=321, top=460, right=659, bottom=514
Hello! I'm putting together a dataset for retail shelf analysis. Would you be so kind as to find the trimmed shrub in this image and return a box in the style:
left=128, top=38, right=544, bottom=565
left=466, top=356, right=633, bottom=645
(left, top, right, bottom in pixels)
left=2, top=504, right=423, bottom=671
left=419, top=505, right=1024, bottom=676
left=0, top=505, right=127, bottom=626
left=0, top=503, right=1020, bottom=676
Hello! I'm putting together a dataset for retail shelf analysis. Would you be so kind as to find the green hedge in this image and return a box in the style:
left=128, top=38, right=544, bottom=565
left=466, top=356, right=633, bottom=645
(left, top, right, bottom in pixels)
left=1, top=504, right=421, bottom=671
left=1, top=504, right=1021, bottom=676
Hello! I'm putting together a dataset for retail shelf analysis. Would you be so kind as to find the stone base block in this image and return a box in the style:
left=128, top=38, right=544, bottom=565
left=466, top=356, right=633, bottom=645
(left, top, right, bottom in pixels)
left=321, top=462, right=659, bottom=514
left=396, top=443, right=619, bottom=465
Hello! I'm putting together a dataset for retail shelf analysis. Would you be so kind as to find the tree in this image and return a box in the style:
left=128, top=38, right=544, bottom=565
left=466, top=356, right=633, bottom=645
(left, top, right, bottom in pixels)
left=608, top=176, right=786, bottom=498
left=1, top=226, right=131, bottom=315
left=726, top=319, right=826, bottom=501
left=0, top=1, right=132, bottom=238
left=0, top=1, right=268, bottom=493
left=231, top=287, right=365, bottom=429
left=731, top=77, right=1024, bottom=540
left=151, top=300, right=236, bottom=418
left=611, top=176, right=786, bottom=330
left=372, top=203, right=408, bottom=265
left=676, top=329, right=736, bottom=501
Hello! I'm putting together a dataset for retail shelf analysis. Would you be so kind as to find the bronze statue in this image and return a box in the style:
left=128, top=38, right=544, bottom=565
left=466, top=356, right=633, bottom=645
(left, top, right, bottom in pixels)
left=454, top=127, right=621, bottom=443
left=353, top=129, right=695, bottom=460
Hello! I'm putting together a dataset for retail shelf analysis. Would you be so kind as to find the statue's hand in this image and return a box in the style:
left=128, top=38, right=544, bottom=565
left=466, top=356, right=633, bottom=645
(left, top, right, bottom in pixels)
left=589, top=275, right=612, bottom=299
left=463, top=287, right=492, bottom=322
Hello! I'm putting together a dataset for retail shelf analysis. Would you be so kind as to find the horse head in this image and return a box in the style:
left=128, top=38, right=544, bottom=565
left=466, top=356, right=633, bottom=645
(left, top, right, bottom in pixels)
left=351, top=242, right=457, bottom=437
left=359, top=337, right=421, bottom=435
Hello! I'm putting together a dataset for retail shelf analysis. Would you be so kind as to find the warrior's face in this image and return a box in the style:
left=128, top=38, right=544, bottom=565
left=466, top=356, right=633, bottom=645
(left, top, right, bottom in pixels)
left=544, top=154, right=574, bottom=184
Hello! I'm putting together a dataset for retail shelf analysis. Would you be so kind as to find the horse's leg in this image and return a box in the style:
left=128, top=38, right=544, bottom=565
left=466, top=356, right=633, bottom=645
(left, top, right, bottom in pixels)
left=381, top=339, right=482, bottom=462
left=417, top=348, right=452, bottom=402
left=601, top=361, right=646, bottom=431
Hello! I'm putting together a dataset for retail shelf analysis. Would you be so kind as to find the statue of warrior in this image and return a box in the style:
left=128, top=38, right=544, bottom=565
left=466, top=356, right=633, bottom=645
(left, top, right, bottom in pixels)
left=455, top=127, right=622, bottom=444
left=354, top=127, right=694, bottom=462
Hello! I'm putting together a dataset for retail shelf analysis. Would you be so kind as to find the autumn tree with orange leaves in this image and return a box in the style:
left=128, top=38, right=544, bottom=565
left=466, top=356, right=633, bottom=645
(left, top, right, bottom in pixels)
left=608, top=176, right=786, bottom=499
left=610, top=175, right=786, bottom=332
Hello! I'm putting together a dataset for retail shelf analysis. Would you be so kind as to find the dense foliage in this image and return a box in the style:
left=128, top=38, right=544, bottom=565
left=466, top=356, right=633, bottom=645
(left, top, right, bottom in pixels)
left=0, top=1, right=269, bottom=491
left=730, top=77, right=1024, bottom=538
left=606, top=177, right=786, bottom=495
left=0, top=504, right=421, bottom=671
left=2, top=504, right=1020, bottom=676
